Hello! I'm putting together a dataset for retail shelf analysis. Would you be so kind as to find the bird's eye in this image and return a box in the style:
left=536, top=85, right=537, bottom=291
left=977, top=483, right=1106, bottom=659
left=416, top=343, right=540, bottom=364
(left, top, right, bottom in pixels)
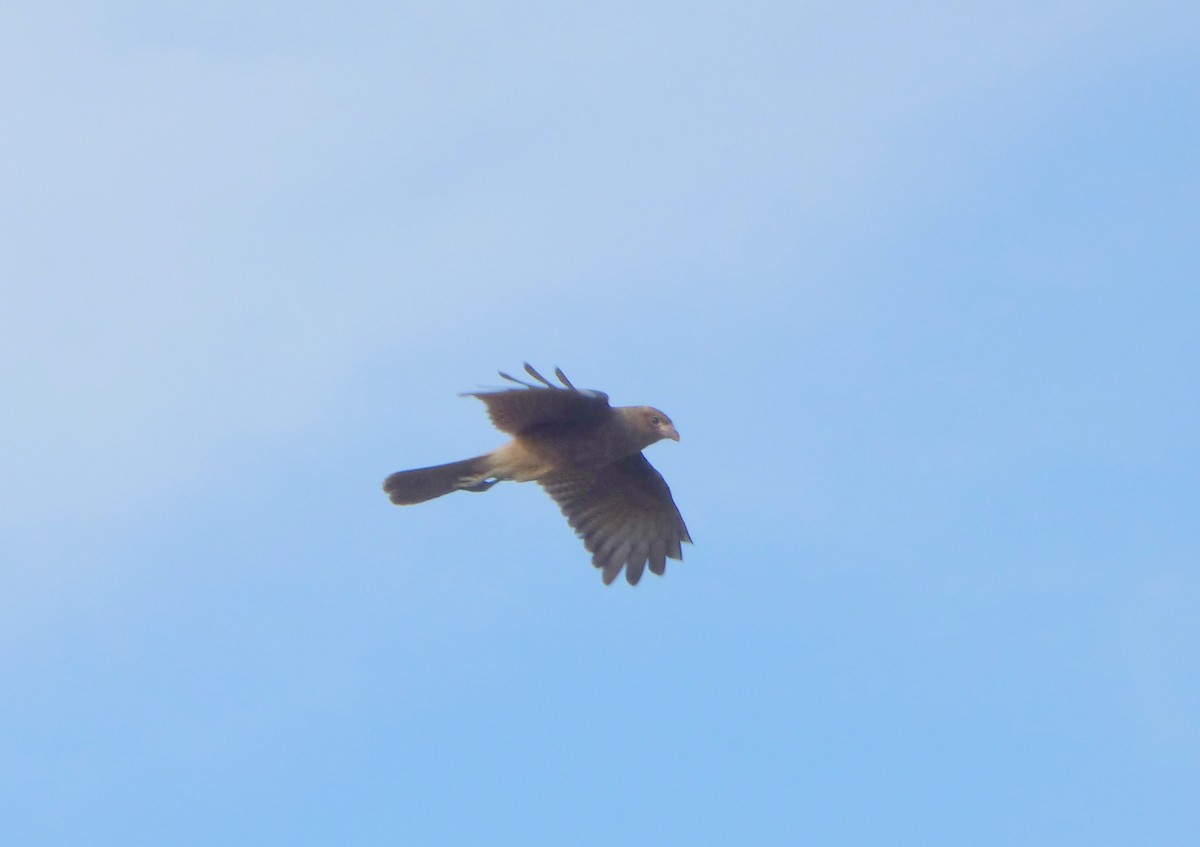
left=650, top=415, right=661, bottom=425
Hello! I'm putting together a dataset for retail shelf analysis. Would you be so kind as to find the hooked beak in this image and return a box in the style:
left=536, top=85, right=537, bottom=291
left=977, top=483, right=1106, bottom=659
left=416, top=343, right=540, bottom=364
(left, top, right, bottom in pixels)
left=665, top=425, right=680, bottom=442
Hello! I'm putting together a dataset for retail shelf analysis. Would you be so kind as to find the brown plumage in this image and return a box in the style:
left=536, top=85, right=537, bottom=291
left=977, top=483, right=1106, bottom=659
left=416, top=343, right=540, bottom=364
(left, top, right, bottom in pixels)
left=383, top=364, right=691, bottom=585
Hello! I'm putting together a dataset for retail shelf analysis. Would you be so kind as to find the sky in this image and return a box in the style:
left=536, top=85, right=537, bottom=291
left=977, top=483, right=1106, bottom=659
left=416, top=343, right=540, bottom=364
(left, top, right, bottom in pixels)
left=2, top=1, right=1198, bottom=844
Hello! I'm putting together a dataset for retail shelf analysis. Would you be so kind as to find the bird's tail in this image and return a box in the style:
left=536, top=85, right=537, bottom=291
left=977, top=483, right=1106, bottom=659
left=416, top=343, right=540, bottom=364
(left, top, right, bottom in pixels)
left=383, top=454, right=495, bottom=505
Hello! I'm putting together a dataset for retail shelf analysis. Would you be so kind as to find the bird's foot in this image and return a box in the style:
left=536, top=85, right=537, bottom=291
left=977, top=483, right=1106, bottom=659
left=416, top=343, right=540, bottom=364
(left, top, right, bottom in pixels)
left=460, top=477, right=498, bottom=493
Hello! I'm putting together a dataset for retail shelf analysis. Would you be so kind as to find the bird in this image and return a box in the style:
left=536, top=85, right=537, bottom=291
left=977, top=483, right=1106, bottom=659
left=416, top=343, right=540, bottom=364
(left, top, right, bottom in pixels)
left=383, top=363, right=691, bottom=585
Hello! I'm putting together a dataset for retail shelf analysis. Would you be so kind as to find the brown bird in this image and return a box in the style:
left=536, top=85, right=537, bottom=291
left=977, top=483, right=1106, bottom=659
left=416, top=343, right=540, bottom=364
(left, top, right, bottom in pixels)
left=383, top=364, right=691, bottom=585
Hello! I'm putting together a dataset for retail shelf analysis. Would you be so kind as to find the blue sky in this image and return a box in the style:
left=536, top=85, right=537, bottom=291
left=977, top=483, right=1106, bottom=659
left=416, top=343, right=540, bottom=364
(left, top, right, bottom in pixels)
left=3, top=2, right=1198, bottom=844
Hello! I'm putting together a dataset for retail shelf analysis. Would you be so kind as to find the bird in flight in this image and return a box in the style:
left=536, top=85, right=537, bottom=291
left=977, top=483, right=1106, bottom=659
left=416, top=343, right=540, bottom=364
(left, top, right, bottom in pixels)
left=383, top=364, right=691, bottom=585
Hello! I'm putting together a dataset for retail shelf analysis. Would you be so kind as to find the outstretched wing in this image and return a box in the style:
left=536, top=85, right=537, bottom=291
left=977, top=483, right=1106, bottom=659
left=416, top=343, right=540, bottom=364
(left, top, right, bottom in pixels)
left=539, top=453, right=691, bottom=585
left=465, top=363, right=611, bottom=436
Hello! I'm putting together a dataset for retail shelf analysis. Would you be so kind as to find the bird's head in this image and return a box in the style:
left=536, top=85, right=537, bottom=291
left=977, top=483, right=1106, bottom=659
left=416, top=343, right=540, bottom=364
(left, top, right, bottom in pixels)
left=632, top=406, right=680, bottom=444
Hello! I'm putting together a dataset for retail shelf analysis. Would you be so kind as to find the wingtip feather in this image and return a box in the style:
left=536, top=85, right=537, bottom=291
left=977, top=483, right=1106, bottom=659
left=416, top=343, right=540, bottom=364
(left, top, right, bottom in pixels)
left=554, top=367, right=576, bottom=389
left=523, top=363, right=555, bottom=387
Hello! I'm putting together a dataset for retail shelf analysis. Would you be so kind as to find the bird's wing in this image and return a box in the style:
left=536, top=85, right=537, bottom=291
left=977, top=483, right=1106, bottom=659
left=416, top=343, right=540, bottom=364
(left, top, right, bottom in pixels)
left=465, top=364, right=611, bottom=435
left=539, top=453, right=691, bottom=585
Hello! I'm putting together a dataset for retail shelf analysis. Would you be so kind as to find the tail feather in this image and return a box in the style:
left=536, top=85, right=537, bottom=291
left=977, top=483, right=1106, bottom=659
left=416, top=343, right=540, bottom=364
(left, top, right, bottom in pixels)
left=383, top=455, right=493, bottom=505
